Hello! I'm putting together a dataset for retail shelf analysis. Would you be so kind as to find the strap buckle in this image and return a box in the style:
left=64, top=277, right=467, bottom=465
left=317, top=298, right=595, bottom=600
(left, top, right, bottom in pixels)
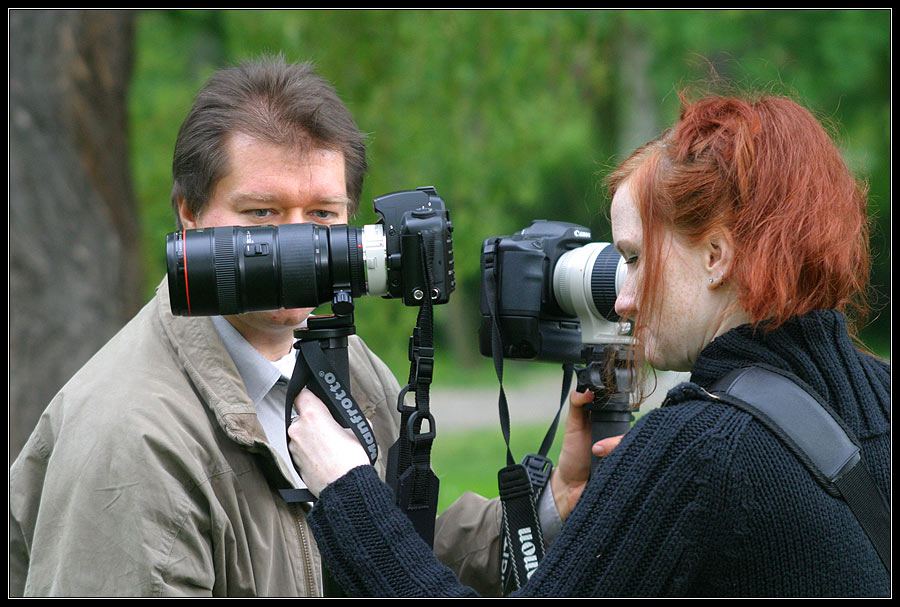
left=521, top=453, right=553, bottom=494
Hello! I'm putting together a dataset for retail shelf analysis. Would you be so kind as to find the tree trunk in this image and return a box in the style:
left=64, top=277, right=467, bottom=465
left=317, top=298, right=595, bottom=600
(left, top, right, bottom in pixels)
left=615, top=18, right=660, bottom=159
left=9, top=10, right=140, bottom=460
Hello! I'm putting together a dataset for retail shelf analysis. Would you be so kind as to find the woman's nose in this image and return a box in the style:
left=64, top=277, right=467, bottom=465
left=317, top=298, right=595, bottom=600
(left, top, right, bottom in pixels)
left=615, top=277, right=637, bottom=321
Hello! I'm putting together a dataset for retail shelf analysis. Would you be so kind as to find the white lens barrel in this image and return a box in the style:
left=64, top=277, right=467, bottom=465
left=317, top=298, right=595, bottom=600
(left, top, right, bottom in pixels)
left=553, top=242, right=630, bottom=345
left=361, top=224, right=388, bottom=297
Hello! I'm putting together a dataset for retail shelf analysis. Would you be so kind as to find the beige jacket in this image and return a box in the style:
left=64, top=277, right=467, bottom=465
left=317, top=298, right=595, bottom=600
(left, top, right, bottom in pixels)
left=9, top=279, right=403, bottom=596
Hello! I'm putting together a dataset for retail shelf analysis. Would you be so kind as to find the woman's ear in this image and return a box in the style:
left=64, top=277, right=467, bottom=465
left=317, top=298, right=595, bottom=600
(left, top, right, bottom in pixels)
left=704, top=228, right=736, bottom=288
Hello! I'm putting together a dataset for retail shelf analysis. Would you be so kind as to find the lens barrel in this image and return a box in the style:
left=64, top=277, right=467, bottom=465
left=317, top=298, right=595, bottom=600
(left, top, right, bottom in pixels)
left=166, top=224, right=369, bottom=316
left=553, top=242, right=625, bottom=322
left=589, top=244, right=624, bottom=320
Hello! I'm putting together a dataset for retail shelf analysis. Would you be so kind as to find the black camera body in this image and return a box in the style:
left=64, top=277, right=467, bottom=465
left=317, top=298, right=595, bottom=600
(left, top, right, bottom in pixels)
left=166, top=186, right=455, bottom=316
left=481, top=220, right=637, bottom=474
left=479, top=220, right=629, bottom=364
left=373, top=187, right=455, bottom=307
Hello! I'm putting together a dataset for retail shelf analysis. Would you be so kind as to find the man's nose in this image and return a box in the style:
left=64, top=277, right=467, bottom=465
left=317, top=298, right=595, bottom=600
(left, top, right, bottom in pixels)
left=280, top=208, right=308, bottom=225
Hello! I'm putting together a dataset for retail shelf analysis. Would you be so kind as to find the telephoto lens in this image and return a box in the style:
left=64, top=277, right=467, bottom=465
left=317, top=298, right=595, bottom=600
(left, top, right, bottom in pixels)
left=552, top=242, right=630, bottom=346
left=166, top=222, right=388, bottom=316
left=553, top=242, right=626, bottom=322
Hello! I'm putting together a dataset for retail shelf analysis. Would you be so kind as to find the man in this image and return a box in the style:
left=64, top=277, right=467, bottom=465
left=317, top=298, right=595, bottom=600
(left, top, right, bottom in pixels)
left=10, top=55, right=423, bottom=596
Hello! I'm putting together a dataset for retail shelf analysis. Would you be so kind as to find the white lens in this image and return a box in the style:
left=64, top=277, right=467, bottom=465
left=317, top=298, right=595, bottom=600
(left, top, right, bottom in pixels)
left=361, top=224, right=388, bottom=296
left=553, top=242, right=615, bottom=318
left=553, top=242, right=630, bottom=345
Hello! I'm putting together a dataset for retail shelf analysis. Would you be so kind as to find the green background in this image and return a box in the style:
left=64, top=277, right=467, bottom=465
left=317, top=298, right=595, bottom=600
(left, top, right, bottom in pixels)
left=128, top=10, right=891, bottom=506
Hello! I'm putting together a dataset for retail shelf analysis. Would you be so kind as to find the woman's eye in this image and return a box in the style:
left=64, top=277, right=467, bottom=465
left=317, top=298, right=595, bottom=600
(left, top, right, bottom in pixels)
left=624, top=254, right=639, bottom=265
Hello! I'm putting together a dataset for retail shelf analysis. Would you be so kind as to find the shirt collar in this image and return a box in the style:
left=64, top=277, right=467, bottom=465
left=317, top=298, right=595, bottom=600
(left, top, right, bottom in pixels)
left=211, top=316, right=287, bottom=405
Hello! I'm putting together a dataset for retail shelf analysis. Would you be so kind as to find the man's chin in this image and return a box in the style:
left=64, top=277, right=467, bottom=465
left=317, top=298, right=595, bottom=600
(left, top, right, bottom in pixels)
left=225, top=308, right=314, bottom=332
left=260, top=308, right=313, bottom=328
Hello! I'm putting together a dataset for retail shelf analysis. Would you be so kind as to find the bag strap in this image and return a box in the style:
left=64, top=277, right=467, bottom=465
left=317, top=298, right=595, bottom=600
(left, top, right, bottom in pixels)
left=709, top=363, right=890, bottom=573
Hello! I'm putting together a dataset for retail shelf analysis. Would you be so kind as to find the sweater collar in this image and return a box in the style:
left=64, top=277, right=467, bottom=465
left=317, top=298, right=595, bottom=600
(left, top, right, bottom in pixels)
left=689, top=309, right=848, bottom=390
left=688, top=309, right=889, bottom=438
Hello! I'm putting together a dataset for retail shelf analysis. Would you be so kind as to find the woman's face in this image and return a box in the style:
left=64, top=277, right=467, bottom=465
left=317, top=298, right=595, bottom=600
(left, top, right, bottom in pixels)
left=611, top=179, right=745, bottom=372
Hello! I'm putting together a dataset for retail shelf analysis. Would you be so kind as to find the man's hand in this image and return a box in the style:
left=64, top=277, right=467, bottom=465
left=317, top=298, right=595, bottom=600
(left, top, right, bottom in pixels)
left=549, top=390, right=623, bottom=521
left=287, top=388, right=370, bottom=497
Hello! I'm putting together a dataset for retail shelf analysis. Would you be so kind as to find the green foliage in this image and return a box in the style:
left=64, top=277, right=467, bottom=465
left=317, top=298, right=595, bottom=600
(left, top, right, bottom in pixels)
left=130, top=9, right=892, bottom=381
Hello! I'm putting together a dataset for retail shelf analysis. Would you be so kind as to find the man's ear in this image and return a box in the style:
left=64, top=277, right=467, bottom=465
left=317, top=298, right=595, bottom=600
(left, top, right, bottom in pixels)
left=177, top=197, right=199, bottom=230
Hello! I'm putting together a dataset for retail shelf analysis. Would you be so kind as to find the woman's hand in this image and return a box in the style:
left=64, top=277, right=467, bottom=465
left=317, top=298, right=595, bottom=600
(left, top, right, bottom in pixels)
left=550, top=390, right=623, bottom=521
left=287, top=388, right=370, bottom=497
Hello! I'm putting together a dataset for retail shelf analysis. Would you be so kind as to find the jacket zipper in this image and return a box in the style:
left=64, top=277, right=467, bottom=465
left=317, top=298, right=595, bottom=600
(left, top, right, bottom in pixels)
left=293, top=503, right=318, bottom=596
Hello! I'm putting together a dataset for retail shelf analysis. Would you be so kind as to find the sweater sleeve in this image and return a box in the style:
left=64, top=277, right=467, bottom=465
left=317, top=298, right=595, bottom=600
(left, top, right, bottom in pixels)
left=308, top=465, right=480, bottom=597
left=310, top=387, right=872, bottom=597
left=509, top=394, right=745, bottom=597
left=308, top=396, right=739, bottom=597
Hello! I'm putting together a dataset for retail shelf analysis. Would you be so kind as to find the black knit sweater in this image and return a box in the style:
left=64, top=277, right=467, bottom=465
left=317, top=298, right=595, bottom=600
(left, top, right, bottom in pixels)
left=308, top=310, right=890, bottom=596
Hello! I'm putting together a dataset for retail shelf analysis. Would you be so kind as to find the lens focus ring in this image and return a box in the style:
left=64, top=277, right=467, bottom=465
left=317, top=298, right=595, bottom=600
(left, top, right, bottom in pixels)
left=214, top=228, right=240, bottom=314
left=278, top=223, right=321, bottom=309
left=346, top=227, right=364, bottom=296
left=590, top=245, right=620, bottom=320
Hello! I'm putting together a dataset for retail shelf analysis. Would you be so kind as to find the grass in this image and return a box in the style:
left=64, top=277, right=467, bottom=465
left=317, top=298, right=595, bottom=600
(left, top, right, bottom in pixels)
left=429, top=352, right=566, bottom=389
left=399, top=354, right=572, bottom=512
left=429, top=410, right=652, bottom=513
left=430, top=422, right=564, bottom=513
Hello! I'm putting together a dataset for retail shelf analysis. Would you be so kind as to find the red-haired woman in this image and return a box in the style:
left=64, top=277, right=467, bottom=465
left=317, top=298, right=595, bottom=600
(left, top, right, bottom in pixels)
left=287, top=93, right=890, bottom=597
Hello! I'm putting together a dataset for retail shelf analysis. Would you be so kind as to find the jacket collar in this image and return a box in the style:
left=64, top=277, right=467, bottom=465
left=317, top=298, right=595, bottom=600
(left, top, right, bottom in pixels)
left=211, top=315, right=287, bottom=406
left=155, top=276, right=270, bottom=450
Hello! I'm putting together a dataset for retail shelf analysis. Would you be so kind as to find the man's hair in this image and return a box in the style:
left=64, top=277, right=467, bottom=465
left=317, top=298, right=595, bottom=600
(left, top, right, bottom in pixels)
left=607, top=91, right=871, bottom=335
left=171, top=54, right=368, bottom=228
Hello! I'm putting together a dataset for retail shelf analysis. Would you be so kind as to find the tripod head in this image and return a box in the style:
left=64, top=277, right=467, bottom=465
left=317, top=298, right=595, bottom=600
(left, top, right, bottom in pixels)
left=285, top=292, right=378, bottom=465
left=574, top=343, right=635, bottom=473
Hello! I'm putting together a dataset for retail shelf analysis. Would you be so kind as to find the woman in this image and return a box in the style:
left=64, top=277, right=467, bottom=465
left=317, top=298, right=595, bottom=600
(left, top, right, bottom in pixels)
left=287, top=92, right=890, bottom=596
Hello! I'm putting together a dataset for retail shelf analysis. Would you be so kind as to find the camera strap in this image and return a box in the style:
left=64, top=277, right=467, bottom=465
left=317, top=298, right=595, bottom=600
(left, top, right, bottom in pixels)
left=483, top=254, right=570, bottom=594
left=386, top=232, right=441, bottom=547
left=280, top=320, right=379, bottom=505
left=498, top=366, right=571, bottom=595
left=709, top=364, right=890, bottom=573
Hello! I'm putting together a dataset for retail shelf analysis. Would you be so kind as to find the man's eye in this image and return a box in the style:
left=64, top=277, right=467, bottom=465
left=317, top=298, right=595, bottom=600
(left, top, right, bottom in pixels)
left=311, top=210, right=337, bottom=220
left=247, top=209, right=274, bottom=218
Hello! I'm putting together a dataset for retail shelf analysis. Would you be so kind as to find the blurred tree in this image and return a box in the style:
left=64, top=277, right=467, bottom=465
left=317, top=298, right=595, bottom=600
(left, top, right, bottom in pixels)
left=127, top=9, right=891, bottom=377
left=9, top=10, right=140, bottom=459
left=9, top=9, right=887, bottom=464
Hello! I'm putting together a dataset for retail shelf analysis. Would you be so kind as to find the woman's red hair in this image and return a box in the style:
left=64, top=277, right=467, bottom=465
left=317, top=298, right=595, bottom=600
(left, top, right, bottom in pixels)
left=608, top=92, right=871, bottom=343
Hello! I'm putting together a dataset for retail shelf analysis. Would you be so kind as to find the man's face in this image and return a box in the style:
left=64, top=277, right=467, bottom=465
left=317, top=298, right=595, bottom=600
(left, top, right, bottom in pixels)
left=178, top=132, right=349, bottom=349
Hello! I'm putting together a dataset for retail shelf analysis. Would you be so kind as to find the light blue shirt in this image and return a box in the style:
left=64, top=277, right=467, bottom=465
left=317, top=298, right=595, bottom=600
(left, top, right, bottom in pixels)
left=211, top=316, right=304, bottom=488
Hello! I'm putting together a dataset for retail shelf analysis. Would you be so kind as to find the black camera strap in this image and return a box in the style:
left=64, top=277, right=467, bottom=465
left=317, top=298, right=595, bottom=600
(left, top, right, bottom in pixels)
left=386, top=232, right=441, bottom=547
left=498, top=366, right=571, bottom=595
left=279, top=318, right=380, bottom=505
left=710, top=364, right=890, bottom=574
left=482, top=251, right=570, bottom=594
